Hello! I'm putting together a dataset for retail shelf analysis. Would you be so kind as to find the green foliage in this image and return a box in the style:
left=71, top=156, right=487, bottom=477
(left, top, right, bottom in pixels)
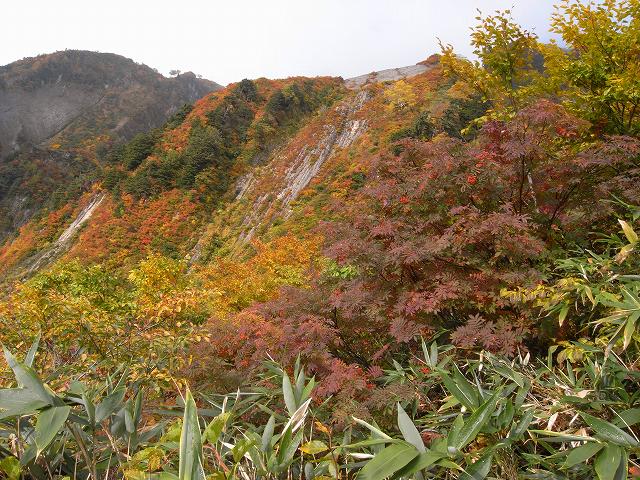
left=3, top=5, right=640, bottom=479
left=388, top=111, right=438, bottom=157
left=179, top=389, right=205, bottom=480
left=388, top=111, right=437, bottom=145
left=164, top=104, right=194, bottom=131
left=177, top=123, right=229, bottom=190
left=205, top=93, right=255, bottom=152
left=123, top=168, right=154, bottom=198
left=548, top=0, right=640, bottom=134
left=0, top=257, right=208, bottom=386
left=349, top=171, right=367, bottom=190
left=121, top=132, right=159, bottom=171
left=411, top=111, right=436, bottom=140
left=440, top=95, right=490, bottom=140
left=122, top=123, right=230, bottom=199
left=441, top=0, right=640, bottom=135
left=265, top=84, right=310, bottom=125
left=123, top=79, right=336, bottom=204
left=440, top=8, right=542, bottom=119
left=102, top=167, right=126, bottom=191
left=251, top=80, right=342, bottom=153
left=503, top=211, right=640, bottom=358
left=2, top=335, right=639, bottom=479
left=198, top=234, right=224, bottom=263
left=232, top=78, right=260, bottom=103
left=470, top=10, right=540, bottom=91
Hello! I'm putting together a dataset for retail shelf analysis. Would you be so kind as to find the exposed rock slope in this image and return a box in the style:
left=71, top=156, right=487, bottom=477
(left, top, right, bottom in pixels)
left=345, top=63, right=431, bottom=89
left=234, top=89, right=370, bottom=246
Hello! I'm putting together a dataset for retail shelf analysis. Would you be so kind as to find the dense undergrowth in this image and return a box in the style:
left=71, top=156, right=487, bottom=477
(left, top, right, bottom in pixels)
left=1, top=0, right=640, bottom=478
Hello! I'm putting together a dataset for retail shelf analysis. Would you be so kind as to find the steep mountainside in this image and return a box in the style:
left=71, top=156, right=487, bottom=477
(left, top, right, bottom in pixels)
left=0, top=50, right=221, bottom=241
left=0, top=57, right=444, bottom=280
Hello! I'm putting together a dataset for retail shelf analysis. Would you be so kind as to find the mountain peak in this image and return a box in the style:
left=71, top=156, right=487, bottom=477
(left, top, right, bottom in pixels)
left=344, top=55, right=439, bottom=89
left=0, top=50, right=221, bottom=159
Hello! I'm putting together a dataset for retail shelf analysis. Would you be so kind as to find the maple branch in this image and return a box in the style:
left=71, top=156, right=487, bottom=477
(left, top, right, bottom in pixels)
left=518, top=155, right=527, bottom=214
left=329, top=307, right=371, bottom=368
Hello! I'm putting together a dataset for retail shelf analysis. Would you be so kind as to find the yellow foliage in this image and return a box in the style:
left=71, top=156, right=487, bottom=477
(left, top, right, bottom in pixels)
left=0, top=260, right=208, bottom=388
left=0, top=236, right=320, bottom=388
left=439, top=10, right=542, bottom=121
left=383, top=80, right=418, bottom=112
left=197, top=235, right=321, bottom=317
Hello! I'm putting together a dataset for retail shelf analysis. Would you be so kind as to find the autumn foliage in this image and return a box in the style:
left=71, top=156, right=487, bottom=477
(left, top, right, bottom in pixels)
left=0, top=0, right=639, bottom=419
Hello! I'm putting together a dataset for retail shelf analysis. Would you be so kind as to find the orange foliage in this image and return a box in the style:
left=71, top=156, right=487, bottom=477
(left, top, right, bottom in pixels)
left=195, top=234, right=322, bottom=317
left=159, top=76, right=342, bottom=153
left=0, top=191, right=100, bottom=273
left=66, top=189, right=200, bottom=266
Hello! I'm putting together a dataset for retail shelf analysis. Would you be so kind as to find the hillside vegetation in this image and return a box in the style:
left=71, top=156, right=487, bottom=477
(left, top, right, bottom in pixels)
left=1, top=1, right=640, bottom=479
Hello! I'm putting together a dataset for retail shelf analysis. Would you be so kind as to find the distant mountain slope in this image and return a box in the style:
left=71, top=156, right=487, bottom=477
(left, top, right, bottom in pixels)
left=0, top=57, right=451, bottom=281
left=0, top=50, right=221, bottom=158
left=0, top=74, right=346, bottom=278
left=0, top=50, right=221, bottom=241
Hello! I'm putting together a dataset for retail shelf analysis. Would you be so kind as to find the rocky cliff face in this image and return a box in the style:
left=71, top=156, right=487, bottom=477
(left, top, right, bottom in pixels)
left=0, top=50, right=221, bottom=242
left=0, top=50, right=221, bottom=158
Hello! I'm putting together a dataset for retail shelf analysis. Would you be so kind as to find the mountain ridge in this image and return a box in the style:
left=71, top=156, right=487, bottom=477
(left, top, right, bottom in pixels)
left=0, top=50, right=222, bottom=243
left=0, top=50, right=222, bottom=158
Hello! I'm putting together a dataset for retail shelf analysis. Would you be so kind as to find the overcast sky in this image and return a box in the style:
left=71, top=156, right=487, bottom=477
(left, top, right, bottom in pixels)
left=2, top=0, right=559, bottom=86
